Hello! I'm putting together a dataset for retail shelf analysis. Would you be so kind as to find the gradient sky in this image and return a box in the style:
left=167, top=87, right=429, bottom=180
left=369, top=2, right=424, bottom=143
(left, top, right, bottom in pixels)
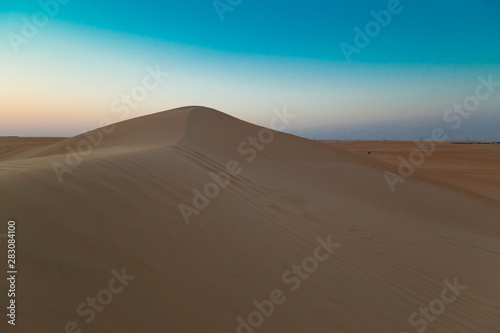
left=1, top=0, right=499, bottom=139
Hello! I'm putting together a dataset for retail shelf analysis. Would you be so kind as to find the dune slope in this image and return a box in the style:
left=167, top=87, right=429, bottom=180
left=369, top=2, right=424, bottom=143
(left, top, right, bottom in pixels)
left=0, top=106, right=499, bottom=333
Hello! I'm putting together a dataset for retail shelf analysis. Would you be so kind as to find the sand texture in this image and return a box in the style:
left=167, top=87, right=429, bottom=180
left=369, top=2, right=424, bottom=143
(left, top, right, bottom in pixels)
left=0, top=107, right=499, bottom=332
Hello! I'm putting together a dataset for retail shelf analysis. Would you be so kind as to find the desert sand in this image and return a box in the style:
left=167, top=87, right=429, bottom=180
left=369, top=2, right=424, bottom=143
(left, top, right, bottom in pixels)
left=326, top=140, right=500, bottom=202
left=0, top=106, right=499, bottom=332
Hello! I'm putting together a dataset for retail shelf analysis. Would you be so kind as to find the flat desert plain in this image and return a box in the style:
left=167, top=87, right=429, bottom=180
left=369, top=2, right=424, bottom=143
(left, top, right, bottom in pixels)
left=0, top=107, right=499, bottom=333
left=326, top=141, right=500, bottom=202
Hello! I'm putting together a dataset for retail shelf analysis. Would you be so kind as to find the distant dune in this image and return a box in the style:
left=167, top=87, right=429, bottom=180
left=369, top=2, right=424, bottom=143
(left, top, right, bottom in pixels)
left=0, top=107, right=499, bottom=332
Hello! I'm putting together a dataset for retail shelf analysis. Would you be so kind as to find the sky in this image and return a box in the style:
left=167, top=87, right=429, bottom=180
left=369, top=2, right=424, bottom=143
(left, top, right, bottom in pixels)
left=1, top=0, right=499, bottom=139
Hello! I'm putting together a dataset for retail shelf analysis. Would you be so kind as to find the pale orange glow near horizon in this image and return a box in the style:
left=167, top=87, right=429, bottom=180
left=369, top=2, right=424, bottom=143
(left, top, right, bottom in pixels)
left=1, top=19, right=499, bottom=139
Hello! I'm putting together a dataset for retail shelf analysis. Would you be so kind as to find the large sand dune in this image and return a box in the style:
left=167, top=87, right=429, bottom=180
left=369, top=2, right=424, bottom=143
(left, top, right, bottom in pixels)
left=1, top=107, right=499, bottom=332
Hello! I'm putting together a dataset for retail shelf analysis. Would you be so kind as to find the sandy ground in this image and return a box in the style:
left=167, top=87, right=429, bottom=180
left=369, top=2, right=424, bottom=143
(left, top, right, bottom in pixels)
left=0, top=137, right=65, bottom=162
left=326, top=141, right=500, bottom=202
left=0, top=107, right=499, bottom=333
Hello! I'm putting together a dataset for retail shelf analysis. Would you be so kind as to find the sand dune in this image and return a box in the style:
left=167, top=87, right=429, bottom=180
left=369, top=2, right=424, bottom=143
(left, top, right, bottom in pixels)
left=1, top=107, right=499, bottom=332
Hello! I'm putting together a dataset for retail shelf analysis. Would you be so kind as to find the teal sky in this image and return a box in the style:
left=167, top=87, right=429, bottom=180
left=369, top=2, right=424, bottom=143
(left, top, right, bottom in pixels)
left=1, top=0, right=499, bottom=139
